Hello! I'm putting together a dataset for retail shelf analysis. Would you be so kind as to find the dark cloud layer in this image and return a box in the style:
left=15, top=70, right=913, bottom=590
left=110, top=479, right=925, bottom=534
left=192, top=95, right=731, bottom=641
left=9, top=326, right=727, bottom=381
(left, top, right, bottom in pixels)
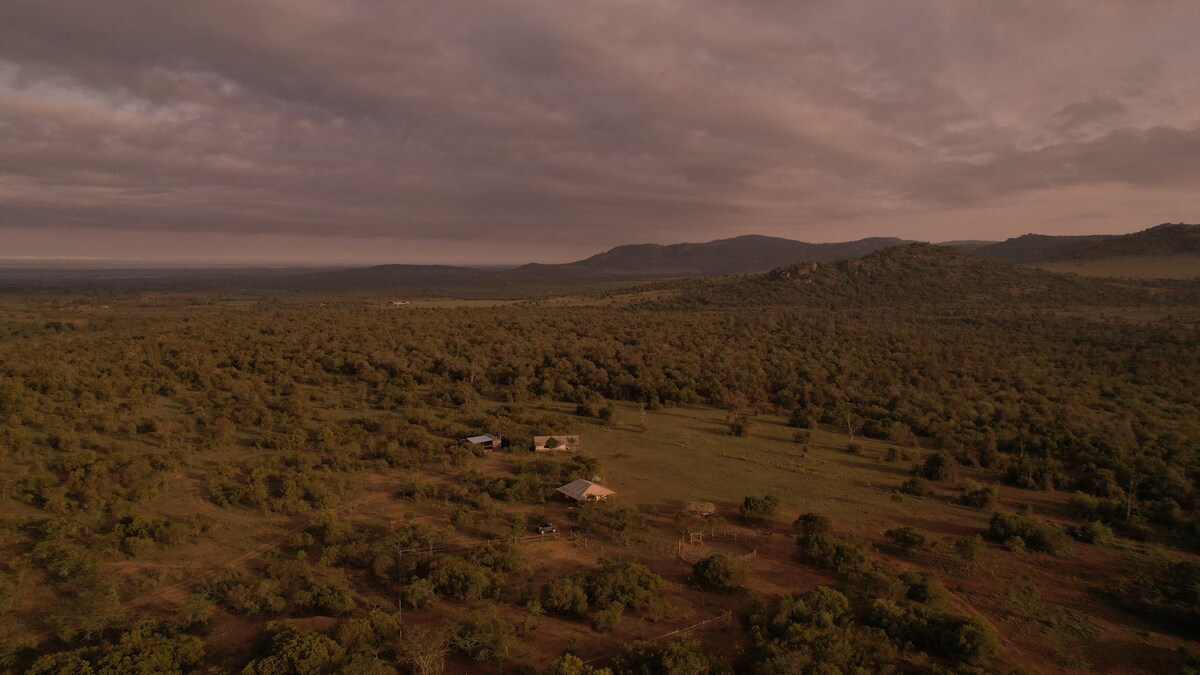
left=1, top=1, right=1198, bottom=263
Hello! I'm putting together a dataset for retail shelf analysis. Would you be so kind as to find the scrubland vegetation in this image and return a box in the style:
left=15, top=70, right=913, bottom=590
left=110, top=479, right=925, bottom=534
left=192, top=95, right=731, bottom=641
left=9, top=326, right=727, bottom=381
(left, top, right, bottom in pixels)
left=0, top=245, right=1198, bottom=672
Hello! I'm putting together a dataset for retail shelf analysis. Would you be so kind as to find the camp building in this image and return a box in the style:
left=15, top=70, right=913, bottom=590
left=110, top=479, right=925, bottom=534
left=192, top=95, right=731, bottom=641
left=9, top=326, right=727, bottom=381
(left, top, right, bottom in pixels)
left=463, top=434, right=500, bottom=451
left=556, top=479, right=615, bottom=503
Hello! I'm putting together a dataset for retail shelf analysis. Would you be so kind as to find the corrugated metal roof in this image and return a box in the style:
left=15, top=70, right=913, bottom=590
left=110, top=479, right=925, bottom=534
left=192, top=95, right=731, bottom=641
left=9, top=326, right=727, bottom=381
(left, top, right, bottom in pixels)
left=465, top=434, right=496, bottom=444
left=556, top=479, right=615, bottom=501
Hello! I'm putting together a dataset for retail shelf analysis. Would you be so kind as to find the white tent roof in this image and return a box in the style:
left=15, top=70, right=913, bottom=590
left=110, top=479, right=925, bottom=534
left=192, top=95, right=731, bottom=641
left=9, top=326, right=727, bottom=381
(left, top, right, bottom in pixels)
left=556, top=479, right=616, bottom=501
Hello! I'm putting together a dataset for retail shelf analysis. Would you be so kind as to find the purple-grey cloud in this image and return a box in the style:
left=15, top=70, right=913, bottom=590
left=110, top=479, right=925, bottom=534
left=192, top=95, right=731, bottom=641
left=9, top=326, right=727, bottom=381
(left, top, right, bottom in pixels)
left=0, top=0, right=1198, bottom=263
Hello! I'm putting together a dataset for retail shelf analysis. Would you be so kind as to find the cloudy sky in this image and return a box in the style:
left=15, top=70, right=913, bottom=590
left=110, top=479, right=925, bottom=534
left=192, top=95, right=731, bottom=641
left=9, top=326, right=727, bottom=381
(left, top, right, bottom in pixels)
left=2, top=1, right=1198, bottom=265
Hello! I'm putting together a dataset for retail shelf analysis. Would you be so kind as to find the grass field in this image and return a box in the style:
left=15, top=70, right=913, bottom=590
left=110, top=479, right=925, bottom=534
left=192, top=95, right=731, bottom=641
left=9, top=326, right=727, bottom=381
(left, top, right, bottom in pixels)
left=1034, top=255, right=1200, bottom=279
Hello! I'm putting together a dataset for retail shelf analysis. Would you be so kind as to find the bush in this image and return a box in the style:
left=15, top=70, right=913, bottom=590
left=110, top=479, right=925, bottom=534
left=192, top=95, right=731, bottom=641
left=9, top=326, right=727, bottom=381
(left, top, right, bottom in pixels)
left=883, top=527, right=928, bottom=554
left=424, top=555, right=503, bottom=601
left=243, top=626, right=347, bottom=675
left=611, top=637, right=720, bottom=675
left=1112, top=559, right=1200, bottom=637
left=795, top=533, right=872, bottom=576
left=792, top=513, right=832, bottom=537
left=591, top=604, right=624, bottom=631
left=687, top=554, right=748, bottom=591
left=899, top=571, right=947, bottom=605
left=296, top=582, right=357, bottom=616
left=451, top=605, right=518, bottom=662
left=787, top=408, right=814, bottom=429
left=946, top=535, right=983, bottom=562
left=915, top=451, right=958, bottom=482
left=986, top=511, right=1070, bottom=555
left=959, top=483, right=999, bottom=510
left=867, top=599, right=999, bottom=663
left=739, top=494, right=779, bottom=522
left=467, top=541, right=523, bottom=573
left=573, top=501, right=643, bottom=543
left=1072, top=520, right=1114, bottom=546
left=543, top=654, right=612, bottom=675
left=206, top=569, right=286, bottom=616
left=402, top=578, right=438, bottom=609
left=745, top=587, right=898, bottom=672
left=543, top=562, right=664, bottom=623
left=543, top=575, right=589, bottom=617
left=898, top=477, right=934, bottom=497
left=27, top=625, right=205, bottom=675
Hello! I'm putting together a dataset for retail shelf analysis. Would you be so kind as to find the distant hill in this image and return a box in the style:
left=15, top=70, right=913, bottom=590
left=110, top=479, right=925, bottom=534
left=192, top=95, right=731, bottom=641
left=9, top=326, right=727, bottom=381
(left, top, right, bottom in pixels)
left=633, top=243, right=1200, bottom=310
left=1060, top=223, right=1200, bottom=260
left=974, top=223, right=1200, bottom=263
left=938, top=240, right=998, bottom=252
left=972, top=234, right=1111, bottom=263
left=506, top=234, right=913, bottom=280
left=292, top=234, right=915, bottom=296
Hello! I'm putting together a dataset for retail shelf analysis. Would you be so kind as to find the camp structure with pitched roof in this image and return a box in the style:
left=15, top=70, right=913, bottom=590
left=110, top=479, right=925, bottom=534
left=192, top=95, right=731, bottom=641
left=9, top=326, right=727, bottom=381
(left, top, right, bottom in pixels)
left=462, top=433, right=500, bottom=451
left=555, top=478, right=615, bottom=503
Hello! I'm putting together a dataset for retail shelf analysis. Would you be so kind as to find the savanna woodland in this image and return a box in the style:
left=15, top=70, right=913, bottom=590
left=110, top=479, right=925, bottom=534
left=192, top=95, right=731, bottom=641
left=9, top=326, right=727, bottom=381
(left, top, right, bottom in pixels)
left=1, top=245, right=1199, bottom=673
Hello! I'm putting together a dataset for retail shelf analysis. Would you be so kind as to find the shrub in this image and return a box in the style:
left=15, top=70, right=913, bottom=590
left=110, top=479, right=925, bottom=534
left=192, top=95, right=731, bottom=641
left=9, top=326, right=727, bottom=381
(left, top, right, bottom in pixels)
left=959, top=483, right=999, bottom=510
left=611, top=637, right=719, bottom=675
left=543, top=653, right=612, bottom=675
left=1112, top=559, right=1200, bottom=637
left=795, top=533, right=872, bottom=576
left=402, top=578, right=438, bottom=609
left=787, top=408, right=814, bottom=429
left=296, top=582, right=357, bottom=616
left=687, top=554, right=748, bottom=591
left=467, top=541, right=523, bottom=573
left=574, top=501, right=643, bottom=543
left=543, top=575, right=589, bottom=617
left=899, top=571, right=947, bottom=605
left=792, top=513, right=832, bottom=537
left=739, top=494, right=780, bottom=522
left=915, top=451, right=958, bottom=482
left=424, top=555, right=502, bottom=601
left=451, top=605, right=518, bottom=663
left=745, top=587, right=898, bottom=672
left=243, top=626, right=347, bottom=675
left=883, top=527, right=928, bottom=554
left=591, top=604, right=624, bottom=631
left=986, top=511, right=1070, bottom=555
left=867, top=599, right=999, bottom=663
left=898, top=477, right=934, bottom=497
left=586, top=562, right=664, bottom=613
left=206, top=569, right=286, bottom=616
left=946, top=535, right=983, bottom=562
left=1072, top=520, right=1114, bottom=546
left=543, top=562, right=665, bottom=623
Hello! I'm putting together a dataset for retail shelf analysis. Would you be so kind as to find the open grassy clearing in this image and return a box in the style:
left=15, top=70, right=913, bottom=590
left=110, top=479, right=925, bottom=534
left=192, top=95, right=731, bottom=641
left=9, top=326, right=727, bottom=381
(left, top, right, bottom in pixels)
left=1034, top=255, right=1200, bottom=280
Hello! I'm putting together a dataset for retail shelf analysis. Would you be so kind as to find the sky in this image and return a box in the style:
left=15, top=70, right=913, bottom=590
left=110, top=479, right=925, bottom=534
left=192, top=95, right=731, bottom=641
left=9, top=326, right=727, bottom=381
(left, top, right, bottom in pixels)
left=1, top=1, right=1199, bottom=265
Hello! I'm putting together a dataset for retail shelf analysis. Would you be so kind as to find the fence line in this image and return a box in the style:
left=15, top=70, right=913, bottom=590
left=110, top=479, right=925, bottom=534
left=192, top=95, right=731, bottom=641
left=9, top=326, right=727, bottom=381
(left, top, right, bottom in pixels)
left=582, top=612, right=731, bottom=665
